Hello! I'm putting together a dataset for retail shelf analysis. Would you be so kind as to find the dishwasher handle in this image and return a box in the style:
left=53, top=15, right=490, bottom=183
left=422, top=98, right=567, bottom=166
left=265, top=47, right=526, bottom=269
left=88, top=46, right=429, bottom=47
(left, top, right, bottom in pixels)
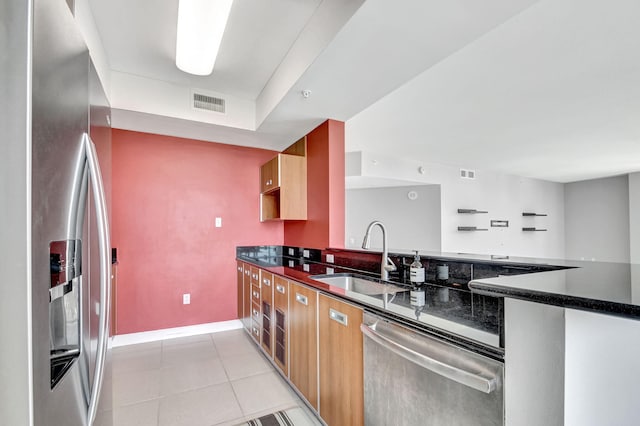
left=360, top=321, right=499, bottom=394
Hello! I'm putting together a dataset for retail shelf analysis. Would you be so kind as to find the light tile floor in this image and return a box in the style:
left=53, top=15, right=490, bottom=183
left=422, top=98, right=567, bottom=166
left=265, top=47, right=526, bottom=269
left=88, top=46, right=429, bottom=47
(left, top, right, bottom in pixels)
left=95, top=329, right=322, bottom=426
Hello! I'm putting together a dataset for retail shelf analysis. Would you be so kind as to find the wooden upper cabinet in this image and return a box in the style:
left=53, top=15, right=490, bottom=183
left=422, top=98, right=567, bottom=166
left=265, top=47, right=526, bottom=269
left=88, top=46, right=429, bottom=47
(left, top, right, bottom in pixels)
left=318, top=294, right=364, bottom=426
left=260, top=137, right=307, bottom=221
left=260, top=155, right=279, bottom=194
left=289, top=281, right=318, bottom=410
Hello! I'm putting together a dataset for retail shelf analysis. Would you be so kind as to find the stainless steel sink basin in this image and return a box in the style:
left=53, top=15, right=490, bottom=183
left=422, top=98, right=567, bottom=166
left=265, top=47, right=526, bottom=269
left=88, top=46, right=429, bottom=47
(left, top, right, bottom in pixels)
left=309, top=273, right=407, bottom=295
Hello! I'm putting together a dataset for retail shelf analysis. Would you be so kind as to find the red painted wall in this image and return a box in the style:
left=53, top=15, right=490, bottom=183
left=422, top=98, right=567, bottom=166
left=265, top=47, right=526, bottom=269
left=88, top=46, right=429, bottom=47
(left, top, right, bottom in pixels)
left=112, top=130, right=283, bottom=334
left=284, top=120, right=345, bottom=248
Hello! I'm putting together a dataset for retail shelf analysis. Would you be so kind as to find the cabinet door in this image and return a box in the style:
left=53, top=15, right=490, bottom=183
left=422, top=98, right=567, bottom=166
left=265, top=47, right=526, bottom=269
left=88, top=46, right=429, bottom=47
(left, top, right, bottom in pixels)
left=260, top=271, right=274, bottom=356
left=260, top=155, right=279, bottom=193
left=243, top=266, right=252, bottom=331
left=273, top=275, right=289, bottom=376
left=318, top=294, right=364, bottom=426
left=236, top=261, right=244, bottom=322
left=289, top=282, right=318, bottom=410
left=249, top=267, right=261, bottom=342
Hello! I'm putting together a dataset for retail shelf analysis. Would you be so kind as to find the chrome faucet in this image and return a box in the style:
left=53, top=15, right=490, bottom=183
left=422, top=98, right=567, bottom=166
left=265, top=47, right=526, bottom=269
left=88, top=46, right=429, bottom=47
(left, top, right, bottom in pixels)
left=361, top=221, right=397, bottom=281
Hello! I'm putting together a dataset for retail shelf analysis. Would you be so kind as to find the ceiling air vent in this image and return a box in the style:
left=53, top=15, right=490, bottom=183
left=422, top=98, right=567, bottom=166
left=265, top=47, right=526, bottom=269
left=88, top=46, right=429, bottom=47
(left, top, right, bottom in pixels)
left=193, top=92, right=225, bottom=113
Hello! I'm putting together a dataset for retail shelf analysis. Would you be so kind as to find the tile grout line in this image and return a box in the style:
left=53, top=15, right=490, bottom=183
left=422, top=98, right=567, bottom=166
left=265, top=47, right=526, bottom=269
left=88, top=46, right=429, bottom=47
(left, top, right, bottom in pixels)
left=212, top=332, right=249, bottom=420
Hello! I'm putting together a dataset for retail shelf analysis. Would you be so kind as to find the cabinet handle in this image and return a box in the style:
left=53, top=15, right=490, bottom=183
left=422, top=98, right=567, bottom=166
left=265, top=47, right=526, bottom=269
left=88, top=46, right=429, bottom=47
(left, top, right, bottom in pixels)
left=263, top=278, right=271, bottom=286
left=237, top=266, right=242, bottom=272
left=253, top=274, right=258, bottom=280
left=252, top=326, right=259, bottom=337
left=329, top=308, right=348, bottom=326
left=276, top=284, right=286, bottom=294
left=245, top=270, right=250, bottom=276
left=253, top=308, right=260, bottom=318
left=252, top=291, right=260, bottom=299
left=295, top=293, right=308, bottom=306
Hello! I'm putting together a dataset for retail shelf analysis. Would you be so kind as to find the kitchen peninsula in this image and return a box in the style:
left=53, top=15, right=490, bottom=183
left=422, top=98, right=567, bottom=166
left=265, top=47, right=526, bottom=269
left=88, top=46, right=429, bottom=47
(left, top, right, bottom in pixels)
left=238, top=245, right=640, bottom=426
left=469, top=260, right=640, bottom=426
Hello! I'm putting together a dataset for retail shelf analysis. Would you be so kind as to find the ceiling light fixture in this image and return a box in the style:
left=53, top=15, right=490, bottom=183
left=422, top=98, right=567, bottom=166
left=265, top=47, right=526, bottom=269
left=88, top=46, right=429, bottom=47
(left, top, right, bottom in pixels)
left=175, top=0, right=234, bottom=76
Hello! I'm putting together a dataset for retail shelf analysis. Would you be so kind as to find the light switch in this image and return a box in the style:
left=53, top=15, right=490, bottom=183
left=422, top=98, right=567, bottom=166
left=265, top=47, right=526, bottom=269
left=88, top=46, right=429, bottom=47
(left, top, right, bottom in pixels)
left=215, top=217, right=222, bottom=228
left=303, top=264, right=310, bottom=272
left=326, top=254, right=335, bottom=263
left=303, top=249, right=310, bottom=258
left=183, top=293, right=190, bottom=304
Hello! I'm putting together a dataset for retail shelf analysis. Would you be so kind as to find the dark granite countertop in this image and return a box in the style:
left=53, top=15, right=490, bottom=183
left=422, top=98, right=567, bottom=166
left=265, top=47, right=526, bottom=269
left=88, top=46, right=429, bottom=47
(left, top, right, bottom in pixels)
left=340, top=246, right=640, bottom=320
left=237, top=248, right=504, bottom=360
left=469, top=260, right=640, bottom=319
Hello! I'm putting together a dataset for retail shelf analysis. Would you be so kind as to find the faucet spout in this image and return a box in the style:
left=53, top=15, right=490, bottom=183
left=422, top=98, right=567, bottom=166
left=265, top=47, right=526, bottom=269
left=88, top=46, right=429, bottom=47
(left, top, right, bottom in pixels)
left=361, top=221, right=397, bottom=281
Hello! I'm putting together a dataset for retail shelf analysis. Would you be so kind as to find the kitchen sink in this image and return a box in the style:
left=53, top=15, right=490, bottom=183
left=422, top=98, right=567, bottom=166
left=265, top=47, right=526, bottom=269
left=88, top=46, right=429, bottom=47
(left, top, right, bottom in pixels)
left=309, top=273, right=407, bottom=296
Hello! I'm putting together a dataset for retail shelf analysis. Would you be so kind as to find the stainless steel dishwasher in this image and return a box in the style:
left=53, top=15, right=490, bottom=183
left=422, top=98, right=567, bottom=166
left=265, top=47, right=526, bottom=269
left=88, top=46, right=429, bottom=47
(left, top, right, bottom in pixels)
left=361, top=312, right=504, bottom=426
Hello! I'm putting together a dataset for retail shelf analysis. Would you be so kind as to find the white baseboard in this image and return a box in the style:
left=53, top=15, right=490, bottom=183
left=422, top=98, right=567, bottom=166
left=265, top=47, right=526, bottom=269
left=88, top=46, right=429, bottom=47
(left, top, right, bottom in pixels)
left=111, top=319, right=243, bottom=348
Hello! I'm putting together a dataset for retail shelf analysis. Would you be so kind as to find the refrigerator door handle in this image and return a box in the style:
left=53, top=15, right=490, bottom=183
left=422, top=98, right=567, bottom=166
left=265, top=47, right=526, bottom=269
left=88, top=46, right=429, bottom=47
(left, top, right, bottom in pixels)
left=83, top=133, right=111, bottom=425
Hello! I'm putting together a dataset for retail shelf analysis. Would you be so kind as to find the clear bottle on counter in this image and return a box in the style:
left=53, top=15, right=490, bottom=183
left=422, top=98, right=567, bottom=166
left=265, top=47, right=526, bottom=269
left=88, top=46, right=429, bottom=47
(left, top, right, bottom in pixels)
left=410, top=250, right=425, bottom=283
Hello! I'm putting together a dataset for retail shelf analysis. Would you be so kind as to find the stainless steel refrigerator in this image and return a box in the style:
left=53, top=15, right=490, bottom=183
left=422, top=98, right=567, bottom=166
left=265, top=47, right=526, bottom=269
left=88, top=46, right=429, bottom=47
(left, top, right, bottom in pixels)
left=1, top=0, right=113, bottom=424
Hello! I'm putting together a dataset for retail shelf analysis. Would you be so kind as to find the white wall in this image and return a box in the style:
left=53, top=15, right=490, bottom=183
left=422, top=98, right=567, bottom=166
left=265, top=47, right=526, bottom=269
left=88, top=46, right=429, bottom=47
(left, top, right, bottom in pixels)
left=345, top=185, right=441, bottom=252
left=564, top=175, right=630, bottom=262
left=74, top=0, right=111, bottom=97
left=440, top=166, right=565, bottom=258
left=344, top=150, right=566, bottom=258
left=629, top=172, right=640, bottom=264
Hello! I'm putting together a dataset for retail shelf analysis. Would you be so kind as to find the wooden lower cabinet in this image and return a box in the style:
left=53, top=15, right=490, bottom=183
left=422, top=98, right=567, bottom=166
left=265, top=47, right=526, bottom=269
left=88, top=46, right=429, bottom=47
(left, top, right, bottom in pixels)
left=243, top=266, right=252, bottom=331
left=260, top=271, right=274, bottom=355
left=236, top=261, right=244, bottom=323
left=273, top=275, right=289, bottom=376
left=237, top=264, right=364, bottom=426
left=289, top=282, right=318, bottom=410
left=318, top=294, right=364, bottom=426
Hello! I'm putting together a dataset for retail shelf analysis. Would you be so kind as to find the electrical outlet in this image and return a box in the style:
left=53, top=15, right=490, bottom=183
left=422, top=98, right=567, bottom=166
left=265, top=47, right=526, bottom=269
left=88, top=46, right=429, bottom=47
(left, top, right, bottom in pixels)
left=303, top=249, right=310, bottom=258
left=183, top=293, right=190, bottom=305
left=215, top=217, right=222, bottom=227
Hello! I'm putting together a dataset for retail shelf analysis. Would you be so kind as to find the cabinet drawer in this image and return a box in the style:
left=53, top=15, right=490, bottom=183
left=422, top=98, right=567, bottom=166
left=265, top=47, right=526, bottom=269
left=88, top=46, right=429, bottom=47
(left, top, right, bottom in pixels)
left=251, top=283, right=261, bottom=304
left=250, top=266, right=260, bottom=285
left=251, top=304, right=261, bottom=324
left=250, top=321, right=260, bottom=342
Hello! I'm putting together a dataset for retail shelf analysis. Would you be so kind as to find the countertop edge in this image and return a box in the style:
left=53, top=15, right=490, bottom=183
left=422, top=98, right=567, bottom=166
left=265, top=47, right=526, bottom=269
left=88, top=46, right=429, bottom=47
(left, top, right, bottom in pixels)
left=469, top=278, right=640, bottom=320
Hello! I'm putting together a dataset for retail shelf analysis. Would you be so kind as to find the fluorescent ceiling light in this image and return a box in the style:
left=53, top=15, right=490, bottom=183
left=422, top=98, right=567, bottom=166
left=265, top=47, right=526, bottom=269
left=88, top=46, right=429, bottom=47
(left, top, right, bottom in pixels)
left=176, top=0, right=234, bottom=76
